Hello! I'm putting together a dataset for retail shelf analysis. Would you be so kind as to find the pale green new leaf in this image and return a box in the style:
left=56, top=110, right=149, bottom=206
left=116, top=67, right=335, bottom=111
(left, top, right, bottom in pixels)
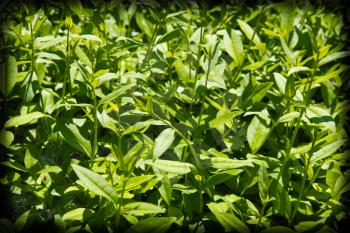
left=153, top=128, right=175, bottom=160
left=37, top=166, right=62, bottom=174
left=237, top=19, right=261, bottom=45
left=278, top=112, right=300, bottom=123
left=62, top=208, right=94, bottom=221
left=288, top=66, right=311, bottom=76
left=146, top=160, right=195, bottom=174
left=0, top=130, right=14, bottom=148
left=273, top=72, right=287, bottom=94
left=5, top=112, right=48, bottom=128
left=118, top=175, right=155, bottom=191
left=80, top=34, right=103, bottom=43
left=210, top=157, right=254, bottom=170
left=247, top=111, right=271, bottom=153
left=222, top=29, right=244, bottom=65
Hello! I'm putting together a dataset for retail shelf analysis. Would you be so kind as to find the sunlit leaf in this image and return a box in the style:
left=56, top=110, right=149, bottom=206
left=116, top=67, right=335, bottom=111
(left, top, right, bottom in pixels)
left=71, top=164, right=119, bottom=204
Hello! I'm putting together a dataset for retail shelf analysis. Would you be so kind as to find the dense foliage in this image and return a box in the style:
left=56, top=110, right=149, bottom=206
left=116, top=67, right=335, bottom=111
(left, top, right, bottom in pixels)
left=1, top=0, right=349, bottom=232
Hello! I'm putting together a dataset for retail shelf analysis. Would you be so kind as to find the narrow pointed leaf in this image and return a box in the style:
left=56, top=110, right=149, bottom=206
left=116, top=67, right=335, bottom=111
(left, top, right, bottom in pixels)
left=71, top=164, right=119, bottom=204
left=247, top=112, right=271, bottom=153
left=5, top=112, right=48, bottom=128
left=0, top=55, right=18, bottom=97
left=153, top=128, right=175, bottom=160
left=98, top=84, right=134, bottom=105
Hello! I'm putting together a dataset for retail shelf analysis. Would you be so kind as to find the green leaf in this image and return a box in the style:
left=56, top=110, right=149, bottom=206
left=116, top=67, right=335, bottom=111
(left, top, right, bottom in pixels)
left=251, top=82, right=273, bottom=104
left=0, top=55, right=18, bottom=97
left=125, top=217, right=176, bottom=233
left=135, top=12, right=154, bottom=38
left=280, top=37, right=296, bottom=64
left=278, top=112, right=300, bottom=123
left=210, top=157, right=254, bottom=170
left=272, top=183, right=291, bottom=221
left=75, top=46, right=92, bottom=68
left=122, top=120, right=165, bottom=136
left=54, top=214, right=66, bottom=233
left=258, top=164, right=269, bottom=200
left=58, top=122, right=92, bottom=157
left=14, top=210, right=31, bottom=232
left=221, top=29, right=244, bottom=65
left=318, top=51, right=350, bottom=67
left=117, top=175, right=155, bottom=191
left=80, top=34, right=102, bottom=43
left=95, top=72, right=118, bottom=86
left=247, top=110, right=271, bottom=153
left=37, top=52, right=62, bottom=61
left=62, top=208, right=94, bottom=221
left=34, top=36, right=66, bottom=50
left=37, top=166, right=62, bottom=174
left=122, top=142, right=147, bottom=175
left=273, top=72, right=287, bottom=94
left=275, top=2, right=296, bottom=38
left=157, top=28, right=181, bottom=44
left=172, top=184, right=197, bottom=194
left=0, top=130, right=14, bottom=148
left=237, top=19, right=261, bottom=45
left=146, top=159, right=195, bottom=174
left=243, top=60, right=267, bottom=71
left=209, top=111, right=243, bottom=129
left=174, top=59, right=194, bottom=83
left=288, top=66, right=311, bottom=76
left=206, top=170, right=242, bottom=187
left=159, top=174, right=172, bottom=205
left=310, top=139, right=346, bottom=164
left=207, top=202, right=250, bottom=233
left=24, top=147, right=38, bottom=169
left=295, top=220, right=324, bottom=232
left=98, top=83, right=134, bottom=105
left=153, top=128, right=175, bottom=160
left=122, top=202, right=165, bottom=216
left=71, top=164, right=119, bottom=204
left=5, top=112, right=48, bottom=128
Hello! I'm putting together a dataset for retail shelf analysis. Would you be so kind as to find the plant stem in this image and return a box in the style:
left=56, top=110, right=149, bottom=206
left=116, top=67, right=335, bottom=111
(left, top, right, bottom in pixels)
left=140, top=5, right=168, bottom=71
left=255, top=200, right=267, bottom=232
left=190, top=6, right=205, bottom=112
left=91, top=83, right=98, bottom=165
left=116, top=176, right=126, bottom=229
left=290, top=126, right=318, bottom=224
left=90, top=46, right=98, bottom=166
